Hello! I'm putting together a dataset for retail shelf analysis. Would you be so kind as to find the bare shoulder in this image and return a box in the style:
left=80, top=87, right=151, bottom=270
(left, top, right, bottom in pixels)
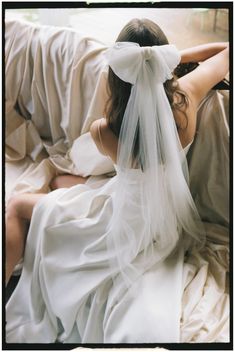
left=90, top=118, right=107, bottom=154
left=90, top=118, right=106, bottom=142
left=90, top=118, right=118, bottom=161
left=90, top=118, right=113, bottom=142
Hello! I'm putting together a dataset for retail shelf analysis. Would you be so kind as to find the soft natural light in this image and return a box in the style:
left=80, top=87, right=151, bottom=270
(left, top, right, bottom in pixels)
left=5, top=8, right=228, bottom=47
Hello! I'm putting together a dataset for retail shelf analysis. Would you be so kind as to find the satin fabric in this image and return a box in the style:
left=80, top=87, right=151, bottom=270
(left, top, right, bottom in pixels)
left=6, top=152, right=190, bottom=343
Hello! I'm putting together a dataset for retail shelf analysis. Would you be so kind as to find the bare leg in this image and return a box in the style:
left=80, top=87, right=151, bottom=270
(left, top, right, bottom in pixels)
left=50, top=174, right=88, bottom=190
left=5, top=193, right=46, bottom=286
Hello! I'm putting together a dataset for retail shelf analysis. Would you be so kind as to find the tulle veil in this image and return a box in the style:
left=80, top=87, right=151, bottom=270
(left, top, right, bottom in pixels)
left=104, top=42, right=205, bottom=288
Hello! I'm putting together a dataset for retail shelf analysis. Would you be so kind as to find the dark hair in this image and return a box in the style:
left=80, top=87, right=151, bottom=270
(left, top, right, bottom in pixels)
left=105, top=18, right=188, bottom=139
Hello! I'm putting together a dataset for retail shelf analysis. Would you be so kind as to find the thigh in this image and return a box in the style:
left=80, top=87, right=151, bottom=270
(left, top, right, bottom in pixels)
left=50, top=175, right=88, bottom=190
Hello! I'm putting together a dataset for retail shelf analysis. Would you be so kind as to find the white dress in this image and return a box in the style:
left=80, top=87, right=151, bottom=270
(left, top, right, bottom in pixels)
left=6, top=141, right=192, bottom=344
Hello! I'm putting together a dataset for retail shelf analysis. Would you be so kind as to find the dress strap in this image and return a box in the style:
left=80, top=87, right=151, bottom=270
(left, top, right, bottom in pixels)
left=97, top=119, right=107, bottom=155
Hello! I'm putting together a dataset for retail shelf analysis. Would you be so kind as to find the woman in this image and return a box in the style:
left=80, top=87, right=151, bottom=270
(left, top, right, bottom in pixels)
left=6, top=19, right=229, bottom=342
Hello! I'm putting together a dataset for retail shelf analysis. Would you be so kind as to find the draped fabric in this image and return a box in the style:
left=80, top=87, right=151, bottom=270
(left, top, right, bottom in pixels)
left=5, top=20, right=112, bottom=201
left=180, top=90, right=229, bottom=341
left=5, top=20, right=229, bottom=343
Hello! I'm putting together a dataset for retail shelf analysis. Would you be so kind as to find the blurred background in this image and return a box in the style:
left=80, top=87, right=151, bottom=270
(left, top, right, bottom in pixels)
left=5, top=7, right=229, bottom=48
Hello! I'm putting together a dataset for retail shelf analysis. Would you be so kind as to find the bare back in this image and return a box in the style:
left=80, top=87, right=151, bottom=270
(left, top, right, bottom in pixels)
left=90, top=105, right=195, bottom=165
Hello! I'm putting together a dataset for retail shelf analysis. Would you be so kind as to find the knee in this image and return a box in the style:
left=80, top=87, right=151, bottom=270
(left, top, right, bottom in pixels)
left=50, top=176, right=61, bottom=190
left=6, top=195, right=22, bottom=219
left=6, top=196, right=26, bottom=251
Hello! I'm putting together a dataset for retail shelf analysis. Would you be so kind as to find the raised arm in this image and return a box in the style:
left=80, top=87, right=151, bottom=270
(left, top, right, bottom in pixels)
left=180, top=42, right=228, bottom=64
left=178, top=42, right=229, bottom=106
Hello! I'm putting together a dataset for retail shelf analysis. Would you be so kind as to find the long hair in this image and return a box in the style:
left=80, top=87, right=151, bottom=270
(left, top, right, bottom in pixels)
left=105, top=18, right=188, bottom=142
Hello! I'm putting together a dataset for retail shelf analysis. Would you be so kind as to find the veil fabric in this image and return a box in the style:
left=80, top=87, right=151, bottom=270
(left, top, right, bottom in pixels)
left=105, top=42, right=205, bottom=286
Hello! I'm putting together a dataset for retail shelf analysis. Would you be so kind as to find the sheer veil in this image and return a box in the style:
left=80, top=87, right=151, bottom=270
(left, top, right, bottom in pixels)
left=105, top=42, right=205, bottom=287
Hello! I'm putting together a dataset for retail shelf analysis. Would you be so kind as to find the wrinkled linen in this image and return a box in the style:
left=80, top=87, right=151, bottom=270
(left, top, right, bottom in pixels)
left=5, top=20, right=229, bottom=343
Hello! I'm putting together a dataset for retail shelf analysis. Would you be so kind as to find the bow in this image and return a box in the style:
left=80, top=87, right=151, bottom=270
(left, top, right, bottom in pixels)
left=105, top=42, right=180, bottom=84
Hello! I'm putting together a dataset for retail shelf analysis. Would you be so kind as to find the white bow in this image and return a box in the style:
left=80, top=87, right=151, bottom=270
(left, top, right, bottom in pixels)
left=105, top=42, right=180, bottom=84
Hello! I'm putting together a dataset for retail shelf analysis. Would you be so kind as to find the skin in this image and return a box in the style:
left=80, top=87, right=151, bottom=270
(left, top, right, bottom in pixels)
left=5, top=41, right=229, bottom=286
